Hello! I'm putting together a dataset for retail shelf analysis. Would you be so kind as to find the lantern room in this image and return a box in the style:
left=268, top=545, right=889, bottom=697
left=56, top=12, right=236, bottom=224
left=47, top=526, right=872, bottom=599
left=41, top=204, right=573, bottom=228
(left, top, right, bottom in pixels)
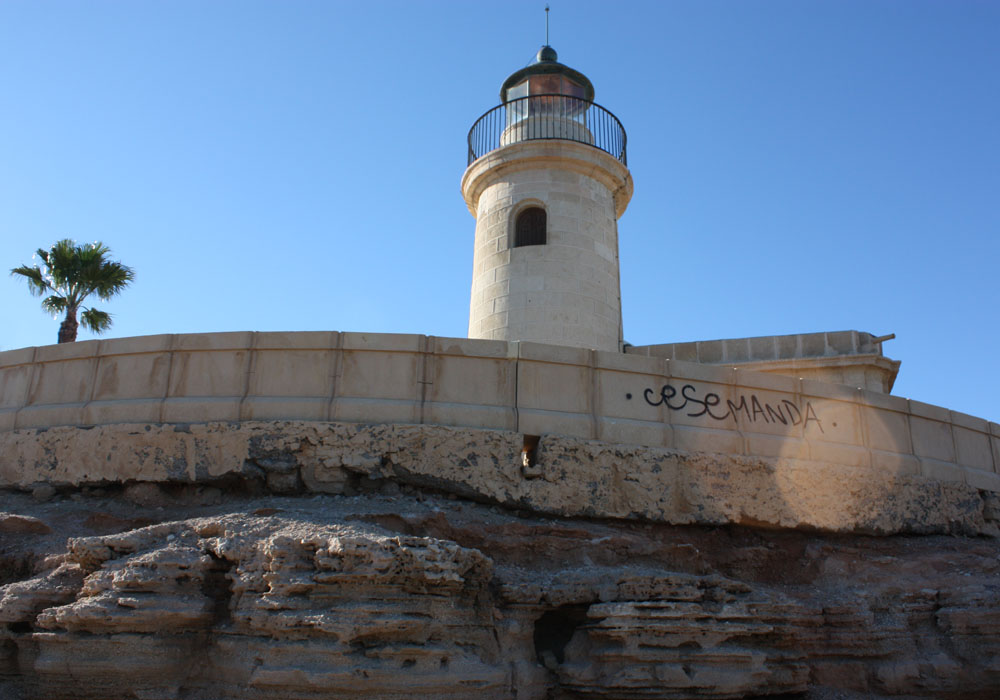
left=500, top=45, right=595, bottom=104
left=492, top=45, right=600, bottom=147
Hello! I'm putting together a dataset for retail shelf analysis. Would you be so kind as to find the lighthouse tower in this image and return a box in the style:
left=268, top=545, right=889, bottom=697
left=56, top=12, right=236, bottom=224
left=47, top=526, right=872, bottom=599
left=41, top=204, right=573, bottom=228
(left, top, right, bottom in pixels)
left=462, top=45, right=633, bottom=352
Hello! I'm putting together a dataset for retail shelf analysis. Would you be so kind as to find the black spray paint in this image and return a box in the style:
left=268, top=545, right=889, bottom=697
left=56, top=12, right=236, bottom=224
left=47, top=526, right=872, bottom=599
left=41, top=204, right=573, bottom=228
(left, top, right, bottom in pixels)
left=642, top=383, right=824, bottom=433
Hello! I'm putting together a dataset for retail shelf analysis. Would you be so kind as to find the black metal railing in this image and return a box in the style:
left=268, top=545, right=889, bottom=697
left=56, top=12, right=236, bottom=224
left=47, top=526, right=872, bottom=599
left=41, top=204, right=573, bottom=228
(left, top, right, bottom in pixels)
left=467, top=94, right=627, bottom=166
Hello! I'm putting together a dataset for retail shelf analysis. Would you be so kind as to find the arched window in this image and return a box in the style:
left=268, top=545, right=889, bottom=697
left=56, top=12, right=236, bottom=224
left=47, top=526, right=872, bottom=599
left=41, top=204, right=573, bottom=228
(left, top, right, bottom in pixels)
left=514, top=207, right=546, bottom=247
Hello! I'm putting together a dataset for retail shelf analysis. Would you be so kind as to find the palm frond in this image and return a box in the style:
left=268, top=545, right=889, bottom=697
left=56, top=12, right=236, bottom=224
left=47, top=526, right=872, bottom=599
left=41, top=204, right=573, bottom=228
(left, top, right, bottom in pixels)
left=80, top=308, right=113, bottom=334
left=46, top=239, right=83, bottom=288
left=10, top=265, right=51, bottom=296
left=41, top=295, right=69, bottom=314
left=90, top=261, right=136, bottom=300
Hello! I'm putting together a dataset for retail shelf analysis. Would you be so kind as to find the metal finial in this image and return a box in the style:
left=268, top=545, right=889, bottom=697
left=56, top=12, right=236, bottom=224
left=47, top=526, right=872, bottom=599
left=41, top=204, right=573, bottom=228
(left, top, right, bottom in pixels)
left=545, top=5, right=550, bottom=45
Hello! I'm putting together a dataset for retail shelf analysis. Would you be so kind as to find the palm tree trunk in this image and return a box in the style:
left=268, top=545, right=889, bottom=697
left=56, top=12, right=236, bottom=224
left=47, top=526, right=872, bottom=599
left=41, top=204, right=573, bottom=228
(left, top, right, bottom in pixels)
left=58, top=308, right=79, bottom=343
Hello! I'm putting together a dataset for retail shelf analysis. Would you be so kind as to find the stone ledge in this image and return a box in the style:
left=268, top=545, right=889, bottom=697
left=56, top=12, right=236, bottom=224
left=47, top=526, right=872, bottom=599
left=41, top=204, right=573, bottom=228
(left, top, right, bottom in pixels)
left=1, top=420, right=992, bottom=537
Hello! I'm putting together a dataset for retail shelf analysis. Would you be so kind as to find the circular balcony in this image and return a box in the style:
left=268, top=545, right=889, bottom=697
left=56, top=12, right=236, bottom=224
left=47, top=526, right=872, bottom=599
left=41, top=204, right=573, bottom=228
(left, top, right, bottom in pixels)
left=467, top=94, right=627, bottom=166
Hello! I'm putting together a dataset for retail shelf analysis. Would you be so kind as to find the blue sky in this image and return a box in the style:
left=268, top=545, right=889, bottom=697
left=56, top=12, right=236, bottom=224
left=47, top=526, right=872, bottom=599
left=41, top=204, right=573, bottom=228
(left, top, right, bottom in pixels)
left=1, top=1, right=997, bottom=421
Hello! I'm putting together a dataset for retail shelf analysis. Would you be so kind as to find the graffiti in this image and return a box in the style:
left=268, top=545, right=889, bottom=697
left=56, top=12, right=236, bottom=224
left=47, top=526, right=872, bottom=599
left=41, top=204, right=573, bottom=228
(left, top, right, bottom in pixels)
left=642, top=383, right=824, bottom=433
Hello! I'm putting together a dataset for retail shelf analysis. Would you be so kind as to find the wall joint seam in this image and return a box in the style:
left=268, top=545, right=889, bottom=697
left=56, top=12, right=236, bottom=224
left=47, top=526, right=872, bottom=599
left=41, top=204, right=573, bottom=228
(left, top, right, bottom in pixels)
left=238, top=332, right=259, bottom=422
left=730, top=367, right=749, bottom=457
left=513, top=342, right=521, bottom=435
left=326, top=332, right=343, bottom=423
left=661, top=358, right=673, bottom=449
left=12, top=346, right=40, bottom=431
left=158, top=335, right=178, bottom=425
left=989, top=428, right=999, bottom=476
left=589, top=349, right=599, bottom=441
left=80, top=343, right=103, bottom=427
left=903, top=399, right=917, bottom=462
left=856, top=389, right=873, bottom=470
left=418, top=335, right=434, bottom=426
left=947, top=411, right=963, bottom=478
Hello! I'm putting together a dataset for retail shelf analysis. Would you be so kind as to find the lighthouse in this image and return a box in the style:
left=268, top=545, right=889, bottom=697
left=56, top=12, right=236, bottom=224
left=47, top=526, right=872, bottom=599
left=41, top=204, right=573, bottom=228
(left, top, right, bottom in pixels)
left=462, top=45, right=633, bottom=352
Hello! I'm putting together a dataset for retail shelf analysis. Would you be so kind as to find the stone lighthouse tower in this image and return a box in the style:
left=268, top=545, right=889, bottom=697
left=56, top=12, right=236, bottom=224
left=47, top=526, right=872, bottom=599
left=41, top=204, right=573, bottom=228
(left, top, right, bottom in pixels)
left=462, top=45, right=633, bottom=352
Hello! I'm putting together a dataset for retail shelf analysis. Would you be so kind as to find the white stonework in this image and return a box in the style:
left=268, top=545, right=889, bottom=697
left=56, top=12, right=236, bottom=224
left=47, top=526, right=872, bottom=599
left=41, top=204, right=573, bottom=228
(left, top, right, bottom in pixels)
left=462, top=139, right=633, bottom=352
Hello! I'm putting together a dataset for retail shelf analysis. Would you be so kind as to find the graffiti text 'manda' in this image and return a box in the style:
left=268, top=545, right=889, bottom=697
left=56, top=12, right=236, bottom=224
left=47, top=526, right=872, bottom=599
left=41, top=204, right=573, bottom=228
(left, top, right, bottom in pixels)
left=643, top=383, right=824, bottom=433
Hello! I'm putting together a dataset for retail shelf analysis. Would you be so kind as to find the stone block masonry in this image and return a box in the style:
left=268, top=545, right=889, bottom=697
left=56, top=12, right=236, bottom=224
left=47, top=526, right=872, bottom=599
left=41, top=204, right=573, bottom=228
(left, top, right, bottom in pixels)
left=0, top=331, right=996, bottom=501
left=463, top=140, right=633, bottom=352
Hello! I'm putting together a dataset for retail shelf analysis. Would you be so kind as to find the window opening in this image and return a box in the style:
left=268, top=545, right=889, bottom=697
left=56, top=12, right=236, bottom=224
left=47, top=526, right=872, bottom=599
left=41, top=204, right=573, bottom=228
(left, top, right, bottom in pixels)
left=514, top=207, right=546, bottom=247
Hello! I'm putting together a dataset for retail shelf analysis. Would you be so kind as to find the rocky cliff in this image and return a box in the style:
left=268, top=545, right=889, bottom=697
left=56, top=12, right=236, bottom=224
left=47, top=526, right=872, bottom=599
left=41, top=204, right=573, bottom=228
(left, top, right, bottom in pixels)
left=1, top=422, right=998, bottom=699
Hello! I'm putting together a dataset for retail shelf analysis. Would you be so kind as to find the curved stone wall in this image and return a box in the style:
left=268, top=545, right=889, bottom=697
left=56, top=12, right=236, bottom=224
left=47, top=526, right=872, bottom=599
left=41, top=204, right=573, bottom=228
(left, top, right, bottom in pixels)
left=463, top=140, right=632, bottom=352
left=0, top=331, right=998, bottom=494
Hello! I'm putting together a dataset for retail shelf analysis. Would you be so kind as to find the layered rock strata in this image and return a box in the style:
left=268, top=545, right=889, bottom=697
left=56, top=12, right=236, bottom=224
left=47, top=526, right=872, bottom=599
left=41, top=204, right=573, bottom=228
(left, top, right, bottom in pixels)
left=0, top=490, right=998, bottom=699
left=1, top=421, right=998, bottom=698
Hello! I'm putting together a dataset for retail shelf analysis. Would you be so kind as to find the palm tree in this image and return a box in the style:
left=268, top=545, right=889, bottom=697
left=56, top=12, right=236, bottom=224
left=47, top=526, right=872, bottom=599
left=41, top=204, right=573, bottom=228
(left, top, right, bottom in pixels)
left=11, top=239, right=135, bottom=344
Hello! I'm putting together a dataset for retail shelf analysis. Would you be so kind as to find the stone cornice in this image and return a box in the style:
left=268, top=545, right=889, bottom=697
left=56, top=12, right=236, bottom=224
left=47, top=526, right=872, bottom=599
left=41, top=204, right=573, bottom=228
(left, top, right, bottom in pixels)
left=461, top=140, right=633, bottom=218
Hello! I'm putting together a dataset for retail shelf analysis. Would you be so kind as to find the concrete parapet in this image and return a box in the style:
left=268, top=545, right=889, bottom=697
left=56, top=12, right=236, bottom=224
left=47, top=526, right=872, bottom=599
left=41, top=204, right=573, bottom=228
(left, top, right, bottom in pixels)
left=629, top=330, right=901, bottom=393
left=0, top=331, right=995, bottom=495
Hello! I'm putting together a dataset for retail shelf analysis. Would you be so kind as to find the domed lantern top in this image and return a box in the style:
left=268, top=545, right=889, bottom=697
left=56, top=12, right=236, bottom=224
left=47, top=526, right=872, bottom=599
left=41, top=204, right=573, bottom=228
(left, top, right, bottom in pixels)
left=466, top=44, right=626, bottom=166
left=499, top=46, right=595, bottom=103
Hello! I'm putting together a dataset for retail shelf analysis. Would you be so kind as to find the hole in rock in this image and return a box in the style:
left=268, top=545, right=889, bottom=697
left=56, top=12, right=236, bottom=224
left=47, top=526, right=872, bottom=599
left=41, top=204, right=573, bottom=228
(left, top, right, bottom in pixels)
left=533, top=603, right=590, bottom=666
left=0, top=554, right=35, bottom=586
left=341, top=471, right=368, bottom=496
left=8, top=622, right=31, bottom=634
left=522, top=435, right=540, bottom=468
left=0, top=637, right=18, bottom=665
left=202, top=553, right=234, bottom=625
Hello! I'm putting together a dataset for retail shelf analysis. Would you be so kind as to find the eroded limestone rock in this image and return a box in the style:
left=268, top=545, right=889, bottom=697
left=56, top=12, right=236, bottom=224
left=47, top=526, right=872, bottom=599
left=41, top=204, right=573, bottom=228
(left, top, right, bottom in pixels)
left=1, top=420, right=999, bottom=698
left=0, top=421, right=993, bottom=536
left=0, top=490, right=998, bottom=699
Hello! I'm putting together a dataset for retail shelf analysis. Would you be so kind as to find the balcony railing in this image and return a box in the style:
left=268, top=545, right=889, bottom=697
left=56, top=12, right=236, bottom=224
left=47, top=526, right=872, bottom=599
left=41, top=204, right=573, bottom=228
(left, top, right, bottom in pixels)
left=467, top=94, right=627, bottom=166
